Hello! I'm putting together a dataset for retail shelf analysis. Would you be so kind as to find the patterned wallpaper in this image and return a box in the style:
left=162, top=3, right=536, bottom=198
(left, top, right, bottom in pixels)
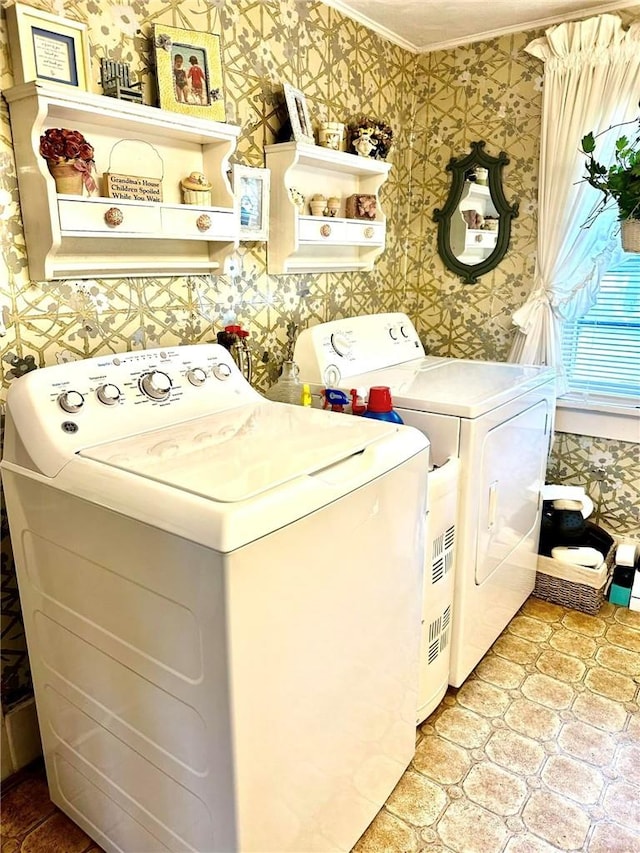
left=408, top=35, right=541, bottom=360
left=0, top=1, right=638, bottom=706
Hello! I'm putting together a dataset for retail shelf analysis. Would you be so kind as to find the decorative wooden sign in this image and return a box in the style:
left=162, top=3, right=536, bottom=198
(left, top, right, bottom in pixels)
left=104, top=172, right=163, bottom=202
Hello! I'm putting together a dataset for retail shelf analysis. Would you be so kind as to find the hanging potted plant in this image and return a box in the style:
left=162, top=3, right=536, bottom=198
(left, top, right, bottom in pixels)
left=580, top=112, right=640, bottom=252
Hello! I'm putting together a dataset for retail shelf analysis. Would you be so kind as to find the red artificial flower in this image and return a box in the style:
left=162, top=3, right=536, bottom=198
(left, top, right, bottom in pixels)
left=39, top=127, right=95, bottom=164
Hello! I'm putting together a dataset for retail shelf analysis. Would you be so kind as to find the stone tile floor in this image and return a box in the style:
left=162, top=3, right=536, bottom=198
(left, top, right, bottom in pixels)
left=354, top=597, right=640, bottom=853
left=1, top=597, right=638, bottom=852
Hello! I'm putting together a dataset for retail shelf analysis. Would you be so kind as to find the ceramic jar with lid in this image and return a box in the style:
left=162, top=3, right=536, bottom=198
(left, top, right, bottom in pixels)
left=325, top=197, right=340, bottom=217
left=180, top=171, right=212, bottom=205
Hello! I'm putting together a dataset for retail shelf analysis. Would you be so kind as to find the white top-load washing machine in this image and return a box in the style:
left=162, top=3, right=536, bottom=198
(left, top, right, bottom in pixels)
left=294, top=313, right=556, bottom=692
left=1, top=343, right=429, bottom=853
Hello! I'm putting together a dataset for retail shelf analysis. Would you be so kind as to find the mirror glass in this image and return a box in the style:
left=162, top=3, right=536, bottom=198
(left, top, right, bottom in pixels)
left=433, top=142, right=519, bottom=284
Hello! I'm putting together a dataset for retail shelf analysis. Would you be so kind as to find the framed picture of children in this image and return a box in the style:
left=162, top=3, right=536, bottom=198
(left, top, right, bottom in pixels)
left=233, top=165, right=270, bottom=241
left=153, top=24, right=225, bottom=121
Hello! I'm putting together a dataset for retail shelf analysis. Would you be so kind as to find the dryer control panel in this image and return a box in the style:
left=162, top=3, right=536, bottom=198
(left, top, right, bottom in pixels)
left=2, top=344, right=262, bottom=478
left=294, top=312, right=425, bottom=385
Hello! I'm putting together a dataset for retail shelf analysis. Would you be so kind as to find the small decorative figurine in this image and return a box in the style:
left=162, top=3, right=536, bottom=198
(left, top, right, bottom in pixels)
left=180, top=171, right=212, bottom=206
left=347, top=116, right=394, bottom=160
left=353, top=129, right=376, bottom=158
left=100, top=59, right=143, bottom=104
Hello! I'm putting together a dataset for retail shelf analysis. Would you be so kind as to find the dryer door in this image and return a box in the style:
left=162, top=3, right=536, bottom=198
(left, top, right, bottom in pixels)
left=475, top=398, right=550, bottom=585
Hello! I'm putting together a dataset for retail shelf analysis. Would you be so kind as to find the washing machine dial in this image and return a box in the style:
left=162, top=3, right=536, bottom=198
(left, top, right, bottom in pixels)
left=139, top=370, right=172, bottom=400
left=323, top=364, right=341, bottom=387
left=388, top=326, right=399, bottom=341
left=96, top=383, right=122, bottom=406
left=187, top=367, right=207, bottom=386
left=213, top=362, right=232, bottom=381
left=400, top=324, right=410, bottom=338
left=330, top=333, right=351, bottom=358
left=58, top=390, right=85, bottom=413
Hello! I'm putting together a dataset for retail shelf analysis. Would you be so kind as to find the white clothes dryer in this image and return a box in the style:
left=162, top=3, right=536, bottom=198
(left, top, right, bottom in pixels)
left=294, top=313, right=556, bottom=693
left=1, top=343, right=429, bottom=853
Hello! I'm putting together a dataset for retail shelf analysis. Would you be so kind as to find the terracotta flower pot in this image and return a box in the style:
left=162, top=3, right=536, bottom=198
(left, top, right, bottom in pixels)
left=48, top=161, right=84, bottom=195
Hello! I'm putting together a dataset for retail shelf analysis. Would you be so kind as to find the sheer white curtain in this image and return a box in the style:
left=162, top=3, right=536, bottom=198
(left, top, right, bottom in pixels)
left=509, top=14, right=640, bottom=392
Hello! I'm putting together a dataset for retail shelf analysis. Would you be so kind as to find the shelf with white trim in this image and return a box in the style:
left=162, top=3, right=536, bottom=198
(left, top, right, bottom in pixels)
left=264, top=141, right=391, bottom=273
left=4, top=82, right=241, bottom=280
left=450, top=182, right=499, bottom=263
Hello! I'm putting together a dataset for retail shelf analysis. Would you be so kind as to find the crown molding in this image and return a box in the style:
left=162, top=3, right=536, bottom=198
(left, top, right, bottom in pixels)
left=320, top=0, right=640, bottom=53
left=320, top=0, right=420, bottom=51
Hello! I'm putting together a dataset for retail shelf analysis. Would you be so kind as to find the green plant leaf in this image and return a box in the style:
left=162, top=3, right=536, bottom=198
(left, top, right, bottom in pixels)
left=581, top=132, right=596, bottom=153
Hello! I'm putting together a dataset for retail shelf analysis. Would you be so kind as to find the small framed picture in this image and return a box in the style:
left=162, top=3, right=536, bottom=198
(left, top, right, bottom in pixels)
left=283, top=83, right=315, bottom=145
left=233, top=165, right=270, bottom=241
left=6, top=2, right=91, bottom=89
left=153, top=24, right=225, bottom=122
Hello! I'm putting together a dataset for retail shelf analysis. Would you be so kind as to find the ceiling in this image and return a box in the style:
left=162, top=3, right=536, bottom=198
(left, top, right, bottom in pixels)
left=320, top=0, right=640, bottom=52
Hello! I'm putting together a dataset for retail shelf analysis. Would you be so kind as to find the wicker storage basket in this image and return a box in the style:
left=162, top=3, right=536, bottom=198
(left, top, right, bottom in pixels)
left=621, top=219, right=640, bottom=253
left=533, top=546, right=615, bottom=615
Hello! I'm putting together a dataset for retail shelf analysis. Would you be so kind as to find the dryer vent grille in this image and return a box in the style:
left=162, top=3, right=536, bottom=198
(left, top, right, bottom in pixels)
left=427, top=605, right=452, bottom=665
left=431, top=525, right=456, bottom=585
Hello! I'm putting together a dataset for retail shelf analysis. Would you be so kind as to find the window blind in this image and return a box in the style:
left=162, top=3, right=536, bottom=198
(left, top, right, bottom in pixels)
left=561, top=255, right=640, bottom=400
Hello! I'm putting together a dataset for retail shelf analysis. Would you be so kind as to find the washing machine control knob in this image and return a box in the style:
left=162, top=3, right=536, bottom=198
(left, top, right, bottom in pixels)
left=187, top=367, right=207, bottom=386
left=323, top=364, right=341, bottom=386
left=388, top=325, right=399, bottom=340
left=213, top=363, right=232, bottom=381
left=96, top=383, right=122, bottom=406
left=400, top=324, right=409, bottom=338
left=140, top=370, right=172, bottom=400
left=330, top=332, right=351, bottom=357
left=58, top=390, right=85, bottom=413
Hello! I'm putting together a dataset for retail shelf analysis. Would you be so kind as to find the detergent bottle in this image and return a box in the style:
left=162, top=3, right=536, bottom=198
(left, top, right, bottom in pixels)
left=363, top=386, right=404, bottom=424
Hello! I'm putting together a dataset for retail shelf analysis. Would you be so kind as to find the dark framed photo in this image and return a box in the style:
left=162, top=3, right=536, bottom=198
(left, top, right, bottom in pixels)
left=153, top=24, right=225, bottom=122
left=233, top=165, right=270, bottom=241
left=283, top=83, right=314, bottom=145
left=6, top=2, right=90, bottom=89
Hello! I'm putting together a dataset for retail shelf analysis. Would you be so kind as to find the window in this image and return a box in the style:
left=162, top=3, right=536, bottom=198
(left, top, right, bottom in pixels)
left=561, top=254, right=640, bottom=402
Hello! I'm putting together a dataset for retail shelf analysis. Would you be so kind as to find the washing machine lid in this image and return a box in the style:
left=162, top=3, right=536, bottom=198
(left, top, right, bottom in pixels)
left=347, top=358, right=555, bottom=418
left=79, top=401, right=399, bottom=503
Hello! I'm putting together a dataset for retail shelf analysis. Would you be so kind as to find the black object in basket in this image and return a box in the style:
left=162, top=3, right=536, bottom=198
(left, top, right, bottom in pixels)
left=538, top=499, right=587, bottom=555
left=534, top=523, right=615, bottom=615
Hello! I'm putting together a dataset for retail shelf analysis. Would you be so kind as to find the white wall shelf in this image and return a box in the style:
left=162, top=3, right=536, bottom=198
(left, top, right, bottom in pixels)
left=450, top=182, right=499, bottom=263
left=264, top=141, right=391, bottom=274
left=4, top=82, right=241, bottom=281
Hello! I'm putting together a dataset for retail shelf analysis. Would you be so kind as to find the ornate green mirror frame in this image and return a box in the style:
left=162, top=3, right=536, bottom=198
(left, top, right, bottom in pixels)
left=433, top=141, right=519, bottom=284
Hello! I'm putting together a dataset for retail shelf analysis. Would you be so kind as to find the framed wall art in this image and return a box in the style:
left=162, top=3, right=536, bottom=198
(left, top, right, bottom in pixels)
left=283, top=83, right=314, bottom=145
left=6, top=2, right=91, bottom=90
left=233, top=165, right=270, bottom=241
left=153, top=24, right=225, bottom=122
